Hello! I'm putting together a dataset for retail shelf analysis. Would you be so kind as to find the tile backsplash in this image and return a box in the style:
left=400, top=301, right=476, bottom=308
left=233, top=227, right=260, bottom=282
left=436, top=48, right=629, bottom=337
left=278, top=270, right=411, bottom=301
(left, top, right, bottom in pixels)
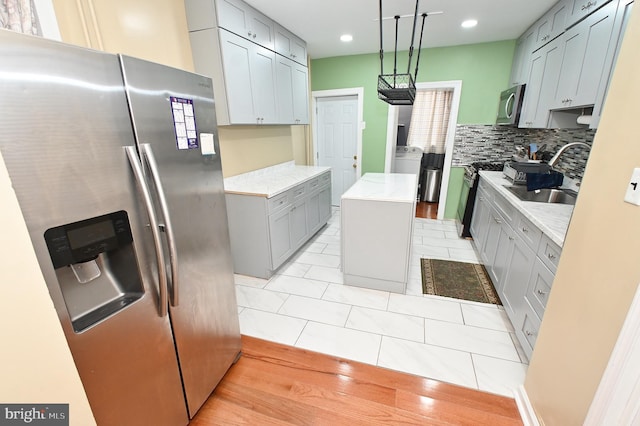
left=452, top=125, right=596, bottom=181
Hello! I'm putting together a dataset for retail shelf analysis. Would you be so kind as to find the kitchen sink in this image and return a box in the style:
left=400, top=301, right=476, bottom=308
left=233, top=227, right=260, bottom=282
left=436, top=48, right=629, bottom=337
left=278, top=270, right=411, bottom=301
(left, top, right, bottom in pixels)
left=504, top=185, right=577, bottom=205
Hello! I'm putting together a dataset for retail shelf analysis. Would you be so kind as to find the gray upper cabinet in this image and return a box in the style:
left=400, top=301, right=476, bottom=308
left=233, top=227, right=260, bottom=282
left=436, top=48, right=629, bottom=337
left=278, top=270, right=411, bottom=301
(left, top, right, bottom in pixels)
left=275, top=24, right=308, bottom=66
left=553, top=0, right=617, bottom=109
left=276, top=55, right=310, bottom=124
left=185, top=0, right=309, bottom=126
left=566, top=0, right=613, bottom=26
left=216, top=0, right=276, bottom=50
left=514, top=0, right=632, bottom=128
left=519, top=37, right=564, bottom=128
left=531, top=0, right=569, bottom=51
left=509, top=28, right=535, bottom=86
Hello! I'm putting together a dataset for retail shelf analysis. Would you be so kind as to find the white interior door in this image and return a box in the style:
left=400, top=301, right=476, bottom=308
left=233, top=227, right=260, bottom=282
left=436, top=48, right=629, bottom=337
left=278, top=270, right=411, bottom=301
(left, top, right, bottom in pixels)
left=316, top=95, right=358, bottom=206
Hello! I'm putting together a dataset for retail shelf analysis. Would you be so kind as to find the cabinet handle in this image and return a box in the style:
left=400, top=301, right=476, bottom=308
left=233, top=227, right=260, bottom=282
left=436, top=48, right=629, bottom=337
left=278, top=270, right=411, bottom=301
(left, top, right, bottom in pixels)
left=536, top=289, right=547, bottom=296
left=253, top=34, right=257, bottom=39
left=521, top=226, right=529, bottom=233
left=509, top=236, right=515, bottom=241
left=525, top=330, right=537, bottom=337
left=493, top=217, right=502, bottom=224
left=547, top=253, right=556, bottom=260
left=248, top=31, right=253, bottom=37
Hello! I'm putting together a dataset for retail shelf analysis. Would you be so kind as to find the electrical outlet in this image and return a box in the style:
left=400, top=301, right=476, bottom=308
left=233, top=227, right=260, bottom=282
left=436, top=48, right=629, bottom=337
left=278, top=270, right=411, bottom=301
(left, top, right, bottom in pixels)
left=624, top=168, right=640, bottom=206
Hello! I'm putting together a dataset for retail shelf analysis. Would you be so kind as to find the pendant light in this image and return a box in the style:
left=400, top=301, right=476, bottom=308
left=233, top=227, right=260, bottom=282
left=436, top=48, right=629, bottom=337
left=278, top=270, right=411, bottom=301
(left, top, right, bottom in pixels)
left=377, top=0, right=428, bottom=105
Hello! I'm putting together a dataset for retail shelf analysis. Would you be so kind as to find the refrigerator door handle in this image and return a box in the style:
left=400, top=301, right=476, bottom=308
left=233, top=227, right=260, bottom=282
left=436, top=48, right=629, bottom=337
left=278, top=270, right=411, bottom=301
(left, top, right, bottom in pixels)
left=125, top=145, right=169, bottom=317
left=140, top=143, right=179, bottom=308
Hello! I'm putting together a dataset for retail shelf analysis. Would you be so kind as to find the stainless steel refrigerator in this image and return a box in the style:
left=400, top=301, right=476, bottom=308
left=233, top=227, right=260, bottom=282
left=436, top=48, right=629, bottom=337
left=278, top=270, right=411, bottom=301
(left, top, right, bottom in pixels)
left=0, top=29, right=241, bottom=425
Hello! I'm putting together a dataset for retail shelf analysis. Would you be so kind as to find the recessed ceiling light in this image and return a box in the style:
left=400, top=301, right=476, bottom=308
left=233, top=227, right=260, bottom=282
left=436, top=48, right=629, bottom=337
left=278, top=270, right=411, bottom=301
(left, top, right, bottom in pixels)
left=461, top=19, right=478, bottom=29
left=340, top=34, right=353, bottom=42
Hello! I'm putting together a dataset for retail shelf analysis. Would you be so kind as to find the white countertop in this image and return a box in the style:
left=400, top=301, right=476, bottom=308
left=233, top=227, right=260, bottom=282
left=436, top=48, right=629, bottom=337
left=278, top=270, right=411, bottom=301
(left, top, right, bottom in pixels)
left=341, top=173, right=418, bottom=203
left=224, top=161, right=331, bottom=197
left=479, top=171, right=574, bottom=247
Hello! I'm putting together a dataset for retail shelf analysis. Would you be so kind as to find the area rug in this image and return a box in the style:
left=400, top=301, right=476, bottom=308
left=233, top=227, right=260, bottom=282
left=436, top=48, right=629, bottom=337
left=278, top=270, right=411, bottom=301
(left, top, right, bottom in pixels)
left=420, top=258, right=501, bottom=305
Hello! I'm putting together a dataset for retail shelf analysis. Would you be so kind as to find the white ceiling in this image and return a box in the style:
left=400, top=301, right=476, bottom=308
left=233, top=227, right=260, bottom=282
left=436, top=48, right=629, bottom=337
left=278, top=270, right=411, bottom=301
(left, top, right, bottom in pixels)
left=243, top=0, right=558, bottom=59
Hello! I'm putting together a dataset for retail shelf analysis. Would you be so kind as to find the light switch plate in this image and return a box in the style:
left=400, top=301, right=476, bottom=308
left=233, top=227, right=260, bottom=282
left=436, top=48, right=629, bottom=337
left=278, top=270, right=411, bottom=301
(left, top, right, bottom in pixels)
left=624, top=168, right=640, bottom=206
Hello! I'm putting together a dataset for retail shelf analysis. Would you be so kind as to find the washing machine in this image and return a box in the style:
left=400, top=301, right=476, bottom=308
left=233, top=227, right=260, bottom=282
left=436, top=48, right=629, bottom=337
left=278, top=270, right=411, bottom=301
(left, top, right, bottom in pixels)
left=393, top=146, right=423, bottom=175
left=393, top=146, right=423, bottom=200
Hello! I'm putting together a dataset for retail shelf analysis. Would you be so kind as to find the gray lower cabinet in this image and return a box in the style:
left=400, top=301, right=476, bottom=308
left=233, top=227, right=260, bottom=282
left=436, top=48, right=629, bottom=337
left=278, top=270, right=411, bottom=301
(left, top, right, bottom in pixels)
left=226, top=171, right=331, bottom=278
left=472, top=176, right=562, bottom=360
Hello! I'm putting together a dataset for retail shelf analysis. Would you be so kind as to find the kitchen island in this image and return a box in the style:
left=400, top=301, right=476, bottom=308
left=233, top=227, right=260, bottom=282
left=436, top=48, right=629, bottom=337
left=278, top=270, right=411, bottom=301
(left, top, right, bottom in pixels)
left=341, top=173, right=418, bottom=294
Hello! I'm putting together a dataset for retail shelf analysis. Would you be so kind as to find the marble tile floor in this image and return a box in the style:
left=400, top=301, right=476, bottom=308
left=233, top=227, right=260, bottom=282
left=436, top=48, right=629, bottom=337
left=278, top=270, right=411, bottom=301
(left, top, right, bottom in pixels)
left=234, top=207, right=529, bottom=398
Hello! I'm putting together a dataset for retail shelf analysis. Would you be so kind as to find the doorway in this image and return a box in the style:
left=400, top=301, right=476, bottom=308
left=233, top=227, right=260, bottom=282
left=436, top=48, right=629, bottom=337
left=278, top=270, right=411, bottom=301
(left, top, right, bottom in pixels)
left=312, top=88, right=364, bottom=206
left=385, top=81, right=462, bottom=220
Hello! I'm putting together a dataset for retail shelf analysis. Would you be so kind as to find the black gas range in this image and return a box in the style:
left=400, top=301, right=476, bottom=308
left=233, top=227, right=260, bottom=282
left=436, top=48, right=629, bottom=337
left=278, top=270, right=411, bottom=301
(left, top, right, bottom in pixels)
left=456, top=161, right=505, bottom=238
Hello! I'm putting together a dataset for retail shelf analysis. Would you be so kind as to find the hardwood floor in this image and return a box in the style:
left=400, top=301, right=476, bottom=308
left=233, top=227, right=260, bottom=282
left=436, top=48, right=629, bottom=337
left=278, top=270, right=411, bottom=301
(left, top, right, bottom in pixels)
left=190, top=336, right=523, bottom=425
left=416, top=201, right=438, bottom=219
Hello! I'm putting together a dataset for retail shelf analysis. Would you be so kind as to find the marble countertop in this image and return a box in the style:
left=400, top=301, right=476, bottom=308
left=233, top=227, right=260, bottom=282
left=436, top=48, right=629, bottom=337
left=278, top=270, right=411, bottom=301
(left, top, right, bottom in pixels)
left=341, top=173, right=418, bottom=203
left=224, top=161, right=331, bottom=197
left=479, top=171, right=574, bottom=247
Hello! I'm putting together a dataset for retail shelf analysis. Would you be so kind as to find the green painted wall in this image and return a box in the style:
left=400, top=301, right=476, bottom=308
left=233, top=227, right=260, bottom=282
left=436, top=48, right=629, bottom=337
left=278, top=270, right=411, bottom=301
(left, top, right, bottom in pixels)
left=444, top=167, right=465, bottom=219
left=310, top=40, right=515, bottom=174
left=310, top=40, right=515, bottom=219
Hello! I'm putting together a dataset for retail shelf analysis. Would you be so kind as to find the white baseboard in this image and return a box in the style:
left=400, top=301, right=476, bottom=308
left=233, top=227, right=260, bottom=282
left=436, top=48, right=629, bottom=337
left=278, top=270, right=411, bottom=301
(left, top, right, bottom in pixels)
left=514, top=385, right=540, bottom=426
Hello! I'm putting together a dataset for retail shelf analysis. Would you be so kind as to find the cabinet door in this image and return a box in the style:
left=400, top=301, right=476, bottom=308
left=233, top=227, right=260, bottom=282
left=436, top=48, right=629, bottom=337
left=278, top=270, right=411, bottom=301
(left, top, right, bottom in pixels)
left=532, top=1, right=569, bottom=51
left=307, top=191, right=321, bottom=234
left=319, top=185, right=332, bottom=224
left=292, top=63, right=309, bottom=124
left=248, top=10, right=275, bottom=49
left=269, top=208, right=293, bottom=269
left=218, top=30, right=257, bottom=123
left=216, top=0, right=251, bottom=36
left=274, top=44, right=309, bottom=125
left=276, top=55, right=295, bottom=124
left=492, top=220, right=516, bottom=294
left=554, top=1, right=617, bottom=109
left=250, top=44, right=278, bottom=124
left=482, top=206, right=504, bottom=273
left=216, top=0, right=274, bottom=49
left=519, top=37, right=564, bottom=128
left=510, top=28, right=535, bottom=86
left=501, top=236, right=536, bottom=320
left=566, top=0, right=612, bottom=27
left=290, top=198, right=308, bottom=250
left=470, top=186, right=492, bottom=256
left=275, top=24, right=308, bottom=65
left=591, top=0, right=633, bottom=128
left=219, top=30, right=278, bottom=124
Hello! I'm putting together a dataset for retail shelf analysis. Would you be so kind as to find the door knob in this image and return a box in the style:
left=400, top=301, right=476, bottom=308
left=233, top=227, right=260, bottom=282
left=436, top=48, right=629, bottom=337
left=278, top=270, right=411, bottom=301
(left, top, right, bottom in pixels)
left=353, top=155, right=357, bottom=160
left=352, top=164, right=357, bottom=168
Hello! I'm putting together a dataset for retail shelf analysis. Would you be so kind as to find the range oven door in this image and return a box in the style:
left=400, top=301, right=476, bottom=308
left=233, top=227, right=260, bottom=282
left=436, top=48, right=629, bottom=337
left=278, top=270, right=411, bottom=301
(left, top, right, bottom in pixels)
left=456, top=173, right=473, bottom=236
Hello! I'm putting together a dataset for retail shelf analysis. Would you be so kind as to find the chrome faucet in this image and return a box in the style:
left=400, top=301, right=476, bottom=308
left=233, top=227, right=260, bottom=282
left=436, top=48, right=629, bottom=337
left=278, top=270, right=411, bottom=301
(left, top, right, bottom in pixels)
left=548, top=142, right=591, bottom=168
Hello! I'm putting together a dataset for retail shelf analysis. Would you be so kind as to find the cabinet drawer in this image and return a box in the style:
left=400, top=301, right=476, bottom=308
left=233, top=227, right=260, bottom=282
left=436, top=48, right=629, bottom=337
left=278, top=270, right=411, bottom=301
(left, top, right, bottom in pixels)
left=518, top=303, right=542, bottom=359
left=538, top=234, right=562, bottom=272
left=319, top=171, right=331, bottom=186
left=267, top=191, right=290, bottom=213
left=306, top=177, right=320, bottom=193
left=493, top=192, right=515, bottom=223
left=291, top=183, right=306, bottom=200
left=526, top=259, right=554, bottom=319
left=514, top=214, right=542, bottom=251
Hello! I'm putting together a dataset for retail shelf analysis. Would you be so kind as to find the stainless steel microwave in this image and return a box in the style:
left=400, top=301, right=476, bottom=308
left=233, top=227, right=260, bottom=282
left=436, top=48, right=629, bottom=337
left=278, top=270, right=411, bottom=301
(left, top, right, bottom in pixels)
left=496, top=84, right=525, bottom=126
